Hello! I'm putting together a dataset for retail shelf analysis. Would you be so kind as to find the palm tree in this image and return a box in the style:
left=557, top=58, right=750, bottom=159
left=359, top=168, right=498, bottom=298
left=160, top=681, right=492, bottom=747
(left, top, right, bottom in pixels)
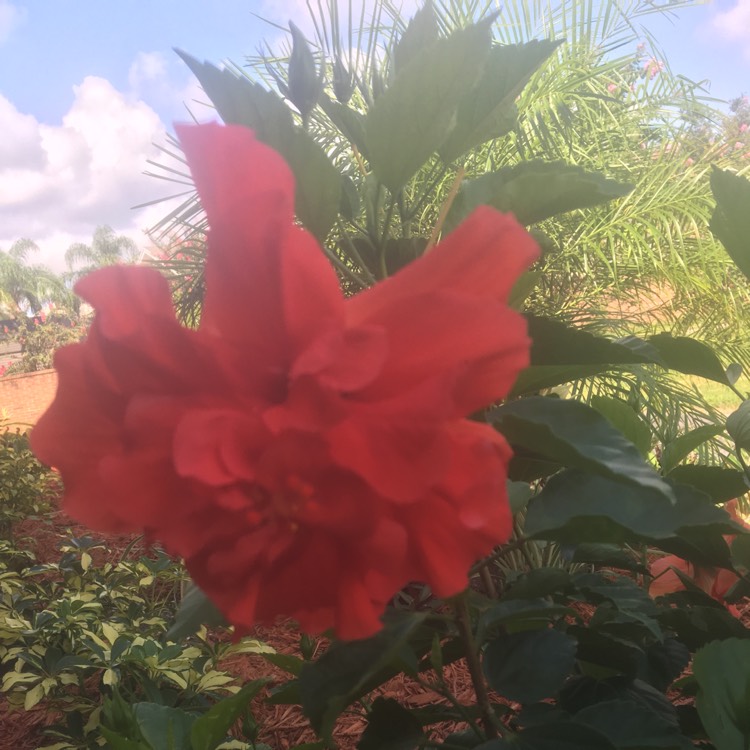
left=0, top=239, right=70, bottom=318
left=64, top=226, right=141, bottom=284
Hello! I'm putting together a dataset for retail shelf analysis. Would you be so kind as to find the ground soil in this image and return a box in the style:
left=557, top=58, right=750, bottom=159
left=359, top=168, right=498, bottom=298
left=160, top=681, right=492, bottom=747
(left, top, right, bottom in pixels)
left=0, top=510, right=482, bottom=750
left=3, top=509, right=750, bottom=750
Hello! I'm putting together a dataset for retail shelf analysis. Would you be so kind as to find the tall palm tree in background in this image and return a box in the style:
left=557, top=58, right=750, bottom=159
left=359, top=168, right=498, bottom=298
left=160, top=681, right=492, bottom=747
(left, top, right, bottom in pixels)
left=64, top=225, right=141, bottom=284
left=0, top=239, right=71, bottom=318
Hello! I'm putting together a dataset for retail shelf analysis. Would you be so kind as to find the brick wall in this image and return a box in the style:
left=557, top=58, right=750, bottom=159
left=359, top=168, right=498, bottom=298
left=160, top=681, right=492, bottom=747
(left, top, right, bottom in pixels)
left=0, top=369, right=58, bottom=428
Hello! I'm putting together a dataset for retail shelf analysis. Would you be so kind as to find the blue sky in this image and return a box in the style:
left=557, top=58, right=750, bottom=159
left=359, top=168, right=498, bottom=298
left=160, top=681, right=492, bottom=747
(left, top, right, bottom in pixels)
left=0, top=0, right=748, bottom=270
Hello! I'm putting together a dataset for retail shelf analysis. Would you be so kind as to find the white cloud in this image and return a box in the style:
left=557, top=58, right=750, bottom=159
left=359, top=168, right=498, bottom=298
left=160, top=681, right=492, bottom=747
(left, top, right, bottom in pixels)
left=0, top=0, right=24, bottom=46
left=712, top=0, right=750, bottom=56
left=0, top=75, right=181, bottom=271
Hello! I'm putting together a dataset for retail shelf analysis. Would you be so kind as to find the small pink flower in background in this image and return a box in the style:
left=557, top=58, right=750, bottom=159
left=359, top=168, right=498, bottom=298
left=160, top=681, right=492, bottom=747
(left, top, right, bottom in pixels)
left=739, top=123, right=748, bottom=133
left=735, top=141, right=744, bottom=150
left=685, top=157, right=694, bottom=166
left=643, top=58, right=664, bottom=80
left=607, top=83, right=617, bottom=93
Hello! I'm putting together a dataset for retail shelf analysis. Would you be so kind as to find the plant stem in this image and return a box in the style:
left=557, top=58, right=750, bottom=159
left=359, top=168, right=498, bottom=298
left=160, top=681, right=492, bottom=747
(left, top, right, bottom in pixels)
left=453, top=590, right=499, bottom=740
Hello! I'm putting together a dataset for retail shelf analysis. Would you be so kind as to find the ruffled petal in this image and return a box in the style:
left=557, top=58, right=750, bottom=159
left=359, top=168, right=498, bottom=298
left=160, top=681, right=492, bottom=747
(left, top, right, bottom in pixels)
left=176, top=123, right=344, bottom=369
left=347, top=207, right=538, bottom=325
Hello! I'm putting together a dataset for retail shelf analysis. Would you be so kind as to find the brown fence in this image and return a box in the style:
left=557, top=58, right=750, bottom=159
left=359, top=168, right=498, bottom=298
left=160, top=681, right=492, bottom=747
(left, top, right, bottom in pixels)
left=0, top=370, right=58, bottom=429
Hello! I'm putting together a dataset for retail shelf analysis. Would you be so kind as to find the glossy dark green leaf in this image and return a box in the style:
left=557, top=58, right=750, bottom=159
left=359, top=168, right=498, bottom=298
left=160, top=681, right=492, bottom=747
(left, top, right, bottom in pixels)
left=319, top=95, right=370, bottom=158
left=727, top=400, right=750, bottom=451
left=666, top=465, right=747, bottom=503
left=504, top=567, right=573, bottom=599
left=439, top=39, right=561, bottom=162
left=571, top=626, right=646, bottom=680
left=392, top=1, right=440, bottom=73
left=646, top=333, right=733, bottom=385
left=657, top=598, right=749, bottom=650
left=478, top=598, right=575, bottom=642
left=448, top=161, right=632, bottom=228
left=590, top=395, right=652, bottom=458
left=364, top=21, right=491, bottom=192
left=574, top=699, right=694, bottom=749
left=569, top=544, right=646, bottom=573
left=287, top=22, right=323, bottom=121
left=133, top=703, right=196, bottom=750
left=710, top=166, right=750, bottom=282
left=655, top=526, right=734, bottom=568
left=510, top=316, right=651, bottom=395
left=525, top=471, right=732, bottom=544
left=731, top=534, right=750, bottom=571
left=191, top=679, right=269, bottom=750
left=299, top=613, right=427, bottom=739
left=483, top=629, right=577, bottom=703
left=694, top=638, right=750, bottom=750
left=176, top=51, right=340, bottom=240
left=645, top=639, right=690, bottom=693
left=491, top=397, right=672, bottom=500
left=559, top=676, right=679, bottom=729
left=166, top=583, right=226, bottom=641
left=358, top=697, right=423, bottom=750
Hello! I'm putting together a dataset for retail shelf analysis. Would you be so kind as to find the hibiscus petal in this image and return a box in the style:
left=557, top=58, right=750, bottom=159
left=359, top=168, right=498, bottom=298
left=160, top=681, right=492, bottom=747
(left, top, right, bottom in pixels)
left=347, top=206, right=539, bottom=325
left=351, top=289, right=530, bottom=412
left=176, top=123, right=344, bottom=368
left=173, top=408, right=267, bottom=486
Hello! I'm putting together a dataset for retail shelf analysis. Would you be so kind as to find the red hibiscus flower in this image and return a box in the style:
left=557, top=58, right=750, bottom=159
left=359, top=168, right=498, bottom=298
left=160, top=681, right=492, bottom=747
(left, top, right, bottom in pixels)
left=31, top=123, right=538, bottom=640
left=649, top=499, right=749, bottom=617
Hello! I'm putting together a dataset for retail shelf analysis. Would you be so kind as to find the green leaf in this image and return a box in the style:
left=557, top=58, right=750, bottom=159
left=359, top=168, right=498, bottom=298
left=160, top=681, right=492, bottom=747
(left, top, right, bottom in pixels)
left=99, top=728, right=150, bottom=750
left=191, top=680, right=269, bottom=750
left=727, top=400, right=750, bottom=451
left=661, top=425, right=723, bottom=474
left=439, top=39, right=561, bottom=162
left=491, top=397, right=673, bottom=501
left=574, top=699, right=693, bottom=749
left=483, top=629, right=577, bottom=703
left=392, top=2, right=440, bottom=73
left=134, top=703, right=196, bottom=750
left=478, top=599, right=575, bottom=642
left=710, top=167, right=750, bottom=282
left=507, top=480, right=534, bottom=514
left=477, top=722, right=615, bottom=749
left=448, top=161, right=632, bottom=229
left=590, top=395, right=652, bottom=459
left=510, top=316, right=651, bottom=396
left=569, top=544, right=646, bottom=573
left=358, top=697, right=423, bottom=750
left=646, top=333, right=733, bottom=385
left=694, top=638, right=750, bottom=750
left=298, top=612, right=427, bottom=739
left=318, top=95, right=369, bottom=158
left=166, top=583, right=226, bottom=641
left=524, top=471, right=732, bottom=544
left=731, top=533, right=750, bottom=572
left=505, top=568, right=573, bottom=599
left=666, top=465, right=748, bottom=503
left=364, top=20, right=491, bottom=192
left=176, top=51, right=340, bottom=241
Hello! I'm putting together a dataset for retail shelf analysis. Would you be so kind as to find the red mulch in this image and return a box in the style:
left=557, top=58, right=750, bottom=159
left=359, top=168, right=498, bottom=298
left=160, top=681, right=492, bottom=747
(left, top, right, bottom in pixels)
left=1, top=511, right=482, bottom=750
left=4, top=510, right=750, bottom=749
